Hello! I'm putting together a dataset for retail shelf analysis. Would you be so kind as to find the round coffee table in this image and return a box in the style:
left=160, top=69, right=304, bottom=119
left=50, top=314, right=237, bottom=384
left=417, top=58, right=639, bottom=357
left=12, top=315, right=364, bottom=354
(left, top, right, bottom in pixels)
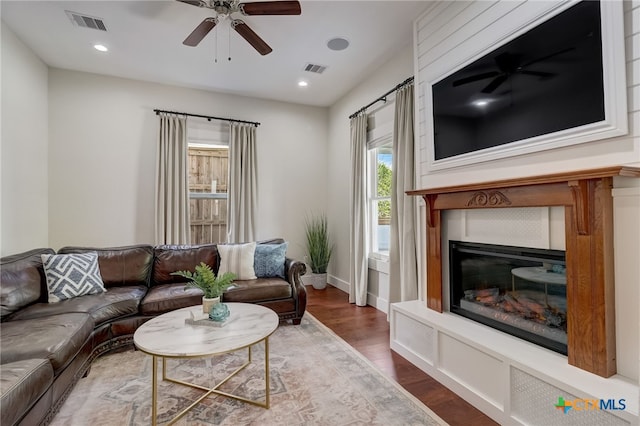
left=133, top=303, right=279, bottom=426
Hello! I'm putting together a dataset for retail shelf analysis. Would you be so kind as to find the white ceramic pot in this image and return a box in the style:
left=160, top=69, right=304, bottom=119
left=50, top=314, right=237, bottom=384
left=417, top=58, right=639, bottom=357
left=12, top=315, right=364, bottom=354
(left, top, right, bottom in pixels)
left=302, top=273, right=327, bottom=290
left=202, top=296, right=221, bottom=314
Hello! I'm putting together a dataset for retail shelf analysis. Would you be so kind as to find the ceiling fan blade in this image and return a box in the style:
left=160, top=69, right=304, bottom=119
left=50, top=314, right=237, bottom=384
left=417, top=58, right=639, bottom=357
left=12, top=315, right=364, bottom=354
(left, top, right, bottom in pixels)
left=519, top=70, right=555, bottom=78
left=183, top=18, right=217, bottom=47
left=240, top=1, right=301, bottom=15
left=233, top=20, right=272, bottom=55
left=176, top=0, right=207, bottom=7
left=522, top=47, right=575, bottom=68
left=452, top=71, right=500, bottom=87
left=481, top=74, right=508, bottom=93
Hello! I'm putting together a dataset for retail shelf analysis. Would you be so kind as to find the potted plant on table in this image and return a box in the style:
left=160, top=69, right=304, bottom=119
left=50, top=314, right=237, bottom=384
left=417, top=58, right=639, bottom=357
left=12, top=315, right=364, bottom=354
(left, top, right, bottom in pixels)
left=302, top=213, right=333, bottom=290
left=171, top=262, right=236, bottom=314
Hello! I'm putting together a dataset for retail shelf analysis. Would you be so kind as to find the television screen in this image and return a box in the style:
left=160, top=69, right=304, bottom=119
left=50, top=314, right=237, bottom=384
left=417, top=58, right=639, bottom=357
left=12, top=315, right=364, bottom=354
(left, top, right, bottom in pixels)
left=432, top=0, right=604, bottom=161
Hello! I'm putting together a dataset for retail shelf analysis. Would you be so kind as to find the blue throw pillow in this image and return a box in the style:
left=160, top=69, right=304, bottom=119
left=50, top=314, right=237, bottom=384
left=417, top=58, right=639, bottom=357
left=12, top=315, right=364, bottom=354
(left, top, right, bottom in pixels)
left=254, top=243, right=288, bottom=278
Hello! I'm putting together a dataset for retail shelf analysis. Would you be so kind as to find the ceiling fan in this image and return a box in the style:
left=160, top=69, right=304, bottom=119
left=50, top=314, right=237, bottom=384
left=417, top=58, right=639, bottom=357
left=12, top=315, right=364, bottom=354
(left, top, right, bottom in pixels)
left=452, top=48, right=574, bottom=94
left=177, top=0, right=301, bottom=56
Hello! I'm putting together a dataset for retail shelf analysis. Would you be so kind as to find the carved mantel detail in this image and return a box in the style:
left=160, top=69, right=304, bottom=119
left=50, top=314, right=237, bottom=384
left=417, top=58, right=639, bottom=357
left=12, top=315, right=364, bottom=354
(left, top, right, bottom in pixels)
left=467, top=190, right=512, bottom=207
left=408, top=166, right=640, bottom=378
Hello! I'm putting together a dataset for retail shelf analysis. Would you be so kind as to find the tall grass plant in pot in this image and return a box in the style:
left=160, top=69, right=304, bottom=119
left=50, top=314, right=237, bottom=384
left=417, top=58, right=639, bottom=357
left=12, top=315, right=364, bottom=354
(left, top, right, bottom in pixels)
left=302, top=213, right=333, bottom=290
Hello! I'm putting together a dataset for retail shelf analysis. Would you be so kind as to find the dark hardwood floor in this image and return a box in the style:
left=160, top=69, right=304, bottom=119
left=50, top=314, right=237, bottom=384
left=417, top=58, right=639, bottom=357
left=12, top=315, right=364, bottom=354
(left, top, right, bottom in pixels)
left=305, top=285, right=498, bottom=426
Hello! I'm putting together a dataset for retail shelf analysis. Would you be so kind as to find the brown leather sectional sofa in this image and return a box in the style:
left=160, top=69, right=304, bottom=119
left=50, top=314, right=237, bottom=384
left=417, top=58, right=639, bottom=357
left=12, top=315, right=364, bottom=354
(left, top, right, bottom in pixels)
left=0, top=239, right=306, bottom=426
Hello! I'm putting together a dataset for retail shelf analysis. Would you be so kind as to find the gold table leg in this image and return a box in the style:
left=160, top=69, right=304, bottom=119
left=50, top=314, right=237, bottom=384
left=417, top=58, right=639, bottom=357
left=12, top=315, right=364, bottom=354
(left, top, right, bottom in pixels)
left=149, top=337, right=271, bottom=425
left=151, top=356, right=158, bottom=426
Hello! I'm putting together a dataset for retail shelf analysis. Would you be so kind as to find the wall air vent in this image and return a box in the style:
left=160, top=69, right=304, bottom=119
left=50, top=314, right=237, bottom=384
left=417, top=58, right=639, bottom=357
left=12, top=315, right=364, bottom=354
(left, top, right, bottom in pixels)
left=303, top=63, right=327, bottom=74
left=65, top=11, right=107, bottom=31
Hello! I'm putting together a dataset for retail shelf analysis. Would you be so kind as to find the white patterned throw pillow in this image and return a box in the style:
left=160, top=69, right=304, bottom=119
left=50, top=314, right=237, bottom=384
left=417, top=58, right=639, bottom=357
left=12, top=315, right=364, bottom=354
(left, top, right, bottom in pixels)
left=41, top=252, right=106, bottom=303
left=217, top=242, right=257, bottom=280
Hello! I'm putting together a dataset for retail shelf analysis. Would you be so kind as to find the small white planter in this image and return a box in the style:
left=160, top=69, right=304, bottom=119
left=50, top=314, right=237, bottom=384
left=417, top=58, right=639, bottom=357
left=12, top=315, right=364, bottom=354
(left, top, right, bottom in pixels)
left=202, top=296, right=221, bottom=314
left=302, top=273, right=327, bottom=290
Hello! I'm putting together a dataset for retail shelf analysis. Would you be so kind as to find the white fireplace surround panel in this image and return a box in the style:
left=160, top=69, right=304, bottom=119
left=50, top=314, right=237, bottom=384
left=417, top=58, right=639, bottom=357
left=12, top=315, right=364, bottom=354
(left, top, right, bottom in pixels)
left=460, top=207, right=553, bottom=250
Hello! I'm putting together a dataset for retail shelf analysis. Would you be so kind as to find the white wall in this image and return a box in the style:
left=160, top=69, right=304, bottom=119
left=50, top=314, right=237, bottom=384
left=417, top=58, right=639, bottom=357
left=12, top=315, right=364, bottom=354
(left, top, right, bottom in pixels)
left=326, top=44, right=414, bottom=308
left=1, top=23, right=49, bottom=256
left=47, top=69, right=328, bottom=259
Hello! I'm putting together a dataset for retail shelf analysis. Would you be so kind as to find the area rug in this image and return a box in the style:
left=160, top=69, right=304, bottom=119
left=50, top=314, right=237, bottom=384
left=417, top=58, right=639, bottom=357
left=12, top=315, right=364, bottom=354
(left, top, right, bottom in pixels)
left=51, top=313, right=447, bottom=425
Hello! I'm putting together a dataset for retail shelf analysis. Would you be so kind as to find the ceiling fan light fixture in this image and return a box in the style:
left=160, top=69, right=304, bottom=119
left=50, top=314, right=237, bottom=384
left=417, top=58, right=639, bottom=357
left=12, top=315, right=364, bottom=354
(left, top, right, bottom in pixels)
left=93, top=44, right=108, bottom=52
left=177, top=0, right=300, bottom=55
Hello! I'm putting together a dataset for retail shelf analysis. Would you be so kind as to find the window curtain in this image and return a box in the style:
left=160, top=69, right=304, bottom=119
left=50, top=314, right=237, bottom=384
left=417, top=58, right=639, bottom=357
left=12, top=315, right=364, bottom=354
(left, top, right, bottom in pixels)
left=349, top=114, right=369, bottom=306
left=155, top=113, right=191, bottom=245
left=226, top=123, right=257, bottom=243
left=389, top=83, right=418, bottom=304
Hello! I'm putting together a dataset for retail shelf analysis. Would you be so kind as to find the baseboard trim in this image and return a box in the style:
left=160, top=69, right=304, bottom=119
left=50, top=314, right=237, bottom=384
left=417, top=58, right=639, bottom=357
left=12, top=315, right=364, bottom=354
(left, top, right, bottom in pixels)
left=327, top=274, right=349, bottom=293
left=326, top=275, right=388, bottom=314
left=367, top=294, right=389, bottom=314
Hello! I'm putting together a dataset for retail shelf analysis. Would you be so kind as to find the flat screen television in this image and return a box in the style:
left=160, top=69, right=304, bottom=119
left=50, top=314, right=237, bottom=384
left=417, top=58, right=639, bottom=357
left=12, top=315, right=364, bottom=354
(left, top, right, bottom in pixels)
left=432, top=0, right=605, bottom=161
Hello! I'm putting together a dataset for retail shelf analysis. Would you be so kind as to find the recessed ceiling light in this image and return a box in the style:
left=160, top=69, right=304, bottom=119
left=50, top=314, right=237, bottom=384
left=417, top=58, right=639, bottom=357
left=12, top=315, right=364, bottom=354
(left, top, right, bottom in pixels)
left=327, top=37, right=349, bottom=51
left=93, top=44, right=108, bottom=52
left=473, top=100, right=489, bottom=107
left=298, top=81, right=308, bottom=87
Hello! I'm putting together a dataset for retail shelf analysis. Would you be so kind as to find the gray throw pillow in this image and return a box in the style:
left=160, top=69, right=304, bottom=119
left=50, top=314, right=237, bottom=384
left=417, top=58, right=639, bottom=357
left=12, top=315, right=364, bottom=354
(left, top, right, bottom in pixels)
left=41, top=252, right=106, bottom=303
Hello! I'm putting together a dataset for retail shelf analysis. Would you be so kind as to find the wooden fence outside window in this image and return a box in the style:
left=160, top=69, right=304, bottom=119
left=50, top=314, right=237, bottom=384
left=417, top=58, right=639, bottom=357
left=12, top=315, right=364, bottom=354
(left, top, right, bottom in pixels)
left=188, top=147, right=228, bottom=244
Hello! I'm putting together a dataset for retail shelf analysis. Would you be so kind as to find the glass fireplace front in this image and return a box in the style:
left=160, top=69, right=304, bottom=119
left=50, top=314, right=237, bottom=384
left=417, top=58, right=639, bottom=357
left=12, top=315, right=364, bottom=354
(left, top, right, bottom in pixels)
left=449, top=241, right=567, bottom=354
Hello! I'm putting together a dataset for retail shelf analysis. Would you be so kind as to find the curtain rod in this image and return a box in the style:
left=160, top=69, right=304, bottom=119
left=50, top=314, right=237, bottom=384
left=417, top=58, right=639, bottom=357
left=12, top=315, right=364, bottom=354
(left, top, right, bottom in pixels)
left=153, top=109, right=260, bottom=127
left=348, top=76, right=414, bottom=120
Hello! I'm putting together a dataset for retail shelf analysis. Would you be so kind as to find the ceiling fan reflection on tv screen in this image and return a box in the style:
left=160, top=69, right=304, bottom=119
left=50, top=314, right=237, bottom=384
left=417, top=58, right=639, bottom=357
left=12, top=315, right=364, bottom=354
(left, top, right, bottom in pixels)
left=451, top=48, right=575, bottom=94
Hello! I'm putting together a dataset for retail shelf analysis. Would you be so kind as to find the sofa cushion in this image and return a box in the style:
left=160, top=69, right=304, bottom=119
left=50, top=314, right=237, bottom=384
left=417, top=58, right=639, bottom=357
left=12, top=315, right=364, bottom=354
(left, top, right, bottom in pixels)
left=0, top=313, right=94, bottom=374
left=0, top=358, right=53, bottom=426
left=0, top=248, right=55, bottom=321
left=58, top=245, right=153, bottom=288
left=6, top=286, right=147, bottom=327
left=254, top=242, right=288, bottom=278
left=153, top=244, right=218, bottom=285
left=218, top=242, right=257, bottom=280
left=223, top=278, right=291, bottom=303
left=41, top=252, right=106, bottom=303
left=139, top=284, right=203, bottom=316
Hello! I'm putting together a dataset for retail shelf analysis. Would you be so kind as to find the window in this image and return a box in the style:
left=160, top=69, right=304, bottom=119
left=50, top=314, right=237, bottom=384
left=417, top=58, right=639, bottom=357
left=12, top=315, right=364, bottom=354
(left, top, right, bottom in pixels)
left=368, top=142, right=392, bottom=258
left=366, top=102, right=394, bottom=260
left=187, top=119, right=229, bottom=244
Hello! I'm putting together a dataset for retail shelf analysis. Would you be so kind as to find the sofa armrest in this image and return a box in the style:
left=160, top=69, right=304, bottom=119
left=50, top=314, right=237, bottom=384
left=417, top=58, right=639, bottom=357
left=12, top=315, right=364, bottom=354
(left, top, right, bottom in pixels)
left=285, top=258, right=306, bottom=286
left=284, top=257, right=306, bottom=304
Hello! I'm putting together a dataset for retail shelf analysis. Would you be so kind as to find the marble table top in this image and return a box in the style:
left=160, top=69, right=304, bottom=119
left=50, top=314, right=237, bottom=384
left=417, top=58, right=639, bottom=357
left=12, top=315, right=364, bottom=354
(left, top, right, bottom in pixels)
left=133, top=303, right=279, bottom=358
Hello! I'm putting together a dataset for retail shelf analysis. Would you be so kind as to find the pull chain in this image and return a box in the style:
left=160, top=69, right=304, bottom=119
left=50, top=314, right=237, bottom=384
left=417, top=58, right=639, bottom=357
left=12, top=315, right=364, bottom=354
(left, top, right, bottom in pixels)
left=228, top=24, right=231, bottom=61
left=214, top=26, right=218, bottom=63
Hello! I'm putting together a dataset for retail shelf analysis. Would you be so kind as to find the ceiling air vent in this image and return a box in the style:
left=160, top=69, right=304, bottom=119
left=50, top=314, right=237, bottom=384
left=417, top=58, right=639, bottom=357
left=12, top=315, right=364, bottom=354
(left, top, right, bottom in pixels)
left=303, top=63, right=327, bottom=74
left=65, top=11, right=107, bottom=31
